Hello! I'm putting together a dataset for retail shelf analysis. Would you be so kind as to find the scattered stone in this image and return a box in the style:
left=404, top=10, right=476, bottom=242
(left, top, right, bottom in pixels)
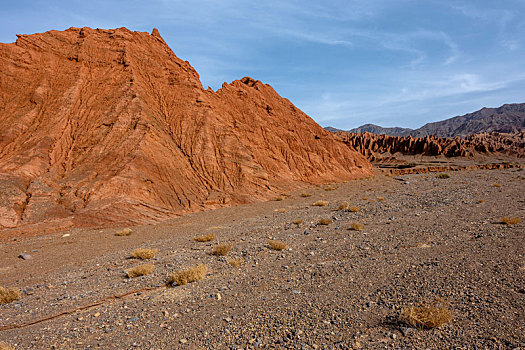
left=400, top=327, right=414, bottom=337
left=18, top=253, right=32, bottom=260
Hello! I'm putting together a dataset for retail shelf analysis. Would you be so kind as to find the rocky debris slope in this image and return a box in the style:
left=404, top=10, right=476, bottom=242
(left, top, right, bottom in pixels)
left=0, top=27, right=372, bottom=230
left=0, top=169, right=523, bottom=348
left=336, top=131, right=525, bottom=161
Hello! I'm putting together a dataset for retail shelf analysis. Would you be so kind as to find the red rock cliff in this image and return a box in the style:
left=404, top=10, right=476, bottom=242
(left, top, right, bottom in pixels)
left=0, top=27, right=372, bottom=229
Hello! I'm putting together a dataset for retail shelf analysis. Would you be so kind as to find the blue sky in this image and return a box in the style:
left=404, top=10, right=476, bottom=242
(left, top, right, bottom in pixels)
left=2, top=0, right=524, bottom=129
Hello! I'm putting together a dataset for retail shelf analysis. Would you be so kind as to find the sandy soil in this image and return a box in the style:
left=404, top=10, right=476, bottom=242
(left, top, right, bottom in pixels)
left=1, top=167, right=524, bottom=349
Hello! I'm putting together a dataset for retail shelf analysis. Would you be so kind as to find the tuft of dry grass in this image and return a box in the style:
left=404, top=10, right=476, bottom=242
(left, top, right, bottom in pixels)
left=361, top=197, right=368, bottom=200
left=312, top=200, right=328, bottom=207
left=169, top=264, right=208, bottom=286
left=131, top=248, right=158, bottom=260
left=274, top=208, right=287, bottom=213
left=377, top=197, right=385, bottom=201
left=369, top=199, right=376, bottom=203
left=268, top=240, right=288, bottom=251
left=0, top=343, right=14, bottom=350
left=0, top=287, right=20, bottom=305
left=324, top=184, right=337, bottom=191
left=115, top=228, right=132, bottom=236
left=194, top=233, right=216, bottom=242
left=348, top=206, right=361, bottom=212
left=477, top=199, right=484, bottom=203
left=349, top=222, right=365, bottom=231
left=300, top=192, right=312, bottom=197
left=293, top=219, right=303, bottom=225
left=492, top=183, right=502, bottom=187
left=400, top=297, right=453, bottom=329
left=436, top=173, right=450, bottom=179
left=210, top=243, right=233, bottom=256
left=500, top=216, right=521, bottom=225
left=337, top=201, right=349, bottom=211
left=317, top=218, right=332, bottom=225
left=274, top=196, right=285, bottom=201
left=228, top=257, right=244, bottom=267
left=126, top=264, right=154, bottom=278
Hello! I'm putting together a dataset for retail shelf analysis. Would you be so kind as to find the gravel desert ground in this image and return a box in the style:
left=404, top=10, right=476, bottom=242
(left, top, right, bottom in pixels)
left=1, top=166, right=524, bottom=349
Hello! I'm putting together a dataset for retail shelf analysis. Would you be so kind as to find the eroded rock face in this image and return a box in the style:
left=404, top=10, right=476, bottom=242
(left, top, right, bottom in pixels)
left=0, top=27, right=372, bottom=230
left=336, top=131, right=525, bottom=161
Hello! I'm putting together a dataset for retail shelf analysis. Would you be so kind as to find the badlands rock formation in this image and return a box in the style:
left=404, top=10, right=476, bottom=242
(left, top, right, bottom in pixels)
left=0, top=27, right=372, bottom=230
left=336, top=131, right=525, bottom=161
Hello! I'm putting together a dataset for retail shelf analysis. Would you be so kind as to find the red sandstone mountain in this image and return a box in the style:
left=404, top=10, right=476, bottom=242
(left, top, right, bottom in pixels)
left=0, top=27, right=372, bottom=231
left=336, top=131, right=525, bottom=161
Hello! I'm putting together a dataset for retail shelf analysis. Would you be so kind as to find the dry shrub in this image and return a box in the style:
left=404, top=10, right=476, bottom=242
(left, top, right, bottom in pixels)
left=275, top=208, right=287, bottom=213
left=400, top=297, right=452, bottom=329
left=500, top=216, right=521, bottom=225
left=228, top=257, right=244, bottom=267
left=361, top=197, right=368, bottom=200
left=337, top=201, right=349, bottom=211
left=377, top=197, right=385, bottom=201
left=194, top=233, right=216, bottom=242
left=312, top=200, right=328, bottom=207
left=436, top=174, right=450, bottom=179
left=369, top=199, right=376, bottom=203
left=293, top=219, right=303, bottom=225
left=210, top=243, right=233, bottom=256
left=0, top=287, right=20, bottom=305
left=115, top=228, right=132, bottom=236
left=349, top=222, right=365, bottom=231
left=348, top=206, right=361, bottom=212
left=274, top=196, right=285, bottom=201
left=0, top=343, right=14, bottom=350
left=477, top=199, right=484, bottom=203
left=268, top=240, right=288, bottom=251
left=324, top=184, right=337, bottom=191
left=131, top=248, right=158, bottom=260
left=492, top=183, right=502, bottom=187
left=126, top=264, right=154, bottom=278
left=169, top=264, right=208, bottom=286
left=300, top=192, right=312, bottom=197
left=318, top=218, right=332, bottom=225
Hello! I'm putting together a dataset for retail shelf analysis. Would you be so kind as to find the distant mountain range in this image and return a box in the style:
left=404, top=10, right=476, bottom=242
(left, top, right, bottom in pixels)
left=328, top=103, right=525, bottom=137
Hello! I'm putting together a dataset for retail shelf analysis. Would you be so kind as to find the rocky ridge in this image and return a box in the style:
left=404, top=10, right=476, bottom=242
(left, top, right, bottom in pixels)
left=346, top=124, right=414, bottom=136
left=342, top=103, right=525, bottom=137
